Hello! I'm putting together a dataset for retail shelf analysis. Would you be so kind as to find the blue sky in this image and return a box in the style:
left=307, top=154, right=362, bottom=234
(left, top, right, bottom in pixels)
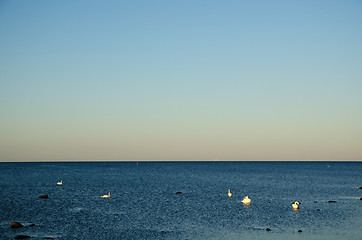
left=1, top=0, right=361, bottom=161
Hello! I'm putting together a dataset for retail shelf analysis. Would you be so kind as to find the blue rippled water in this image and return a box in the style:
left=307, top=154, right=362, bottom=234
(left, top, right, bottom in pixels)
left=0, top=161, right=361, bottom=239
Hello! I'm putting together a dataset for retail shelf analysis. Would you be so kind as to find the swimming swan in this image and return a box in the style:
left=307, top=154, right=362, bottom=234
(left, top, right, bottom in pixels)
left=228, top=189, right=232, bottom=197
left=101, top=192, right=111, bottom=198
left=57, top=180, right=62, bottom=185
left=292, top=201, right=300, bottom=209
left=241, top=195, right=251, bottom=204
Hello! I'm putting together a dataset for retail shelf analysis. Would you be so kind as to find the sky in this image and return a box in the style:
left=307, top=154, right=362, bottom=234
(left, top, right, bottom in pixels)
left=0, top=0, right=361, bottom=161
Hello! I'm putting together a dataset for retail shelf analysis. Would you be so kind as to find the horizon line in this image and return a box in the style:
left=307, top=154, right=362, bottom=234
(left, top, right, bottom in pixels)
left=1, top=159, right=361, bottom=163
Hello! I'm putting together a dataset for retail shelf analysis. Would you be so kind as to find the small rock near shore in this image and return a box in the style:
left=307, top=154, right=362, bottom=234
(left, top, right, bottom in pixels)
left=11, top=222, right=24, bottom=228
left=39, top=194, right=48, bottom=199
left=14, top=235, right=30, bottom=239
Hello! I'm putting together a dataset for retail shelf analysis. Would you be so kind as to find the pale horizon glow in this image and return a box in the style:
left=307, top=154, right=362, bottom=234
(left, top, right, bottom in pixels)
left=1, top=1, right=361, bottom=161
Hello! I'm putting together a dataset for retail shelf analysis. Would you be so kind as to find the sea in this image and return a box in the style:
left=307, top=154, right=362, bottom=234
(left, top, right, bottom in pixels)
left=0, top=161, right=361, bottom=240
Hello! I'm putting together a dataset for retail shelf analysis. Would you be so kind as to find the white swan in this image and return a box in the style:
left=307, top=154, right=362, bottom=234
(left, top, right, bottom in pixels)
left=228, top=189, right=232, bottom=197
left=101, top=192, right=110, bottom=198
left=292, top=201, right=300, bottom=209
left=241, top=195, right=251, bottom=204
left=57, top=180, right=62, bottom=185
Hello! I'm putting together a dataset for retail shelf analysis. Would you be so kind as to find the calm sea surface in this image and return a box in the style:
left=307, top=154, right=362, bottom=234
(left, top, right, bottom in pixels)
left=0, top=161, right=361, bottom=239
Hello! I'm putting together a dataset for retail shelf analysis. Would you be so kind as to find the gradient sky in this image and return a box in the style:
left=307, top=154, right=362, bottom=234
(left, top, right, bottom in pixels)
left=1, top=0, right=361, bottom=161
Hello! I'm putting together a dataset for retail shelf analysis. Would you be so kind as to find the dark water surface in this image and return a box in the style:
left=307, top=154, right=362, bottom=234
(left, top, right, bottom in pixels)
left=1, top=161, right=361, bottom=239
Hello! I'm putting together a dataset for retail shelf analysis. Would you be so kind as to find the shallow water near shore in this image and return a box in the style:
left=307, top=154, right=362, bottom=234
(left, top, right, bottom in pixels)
left=1, top=161, right=361, bottom=239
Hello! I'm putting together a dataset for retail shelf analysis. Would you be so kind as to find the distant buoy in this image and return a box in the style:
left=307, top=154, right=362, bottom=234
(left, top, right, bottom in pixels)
left=228, top=189, right=232, bottom=197
left=101, top=192, right=110, bottom=198
left=57, top=180, right=62, bottom=185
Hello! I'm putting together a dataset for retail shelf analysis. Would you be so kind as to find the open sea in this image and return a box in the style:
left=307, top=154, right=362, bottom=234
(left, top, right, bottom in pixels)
left=0, top=161, right=361, bottom=240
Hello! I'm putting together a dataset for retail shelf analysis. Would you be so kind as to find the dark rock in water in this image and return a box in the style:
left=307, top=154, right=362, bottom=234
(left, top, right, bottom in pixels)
left=266, top=228, right=271, bottom=231
left=360, top=197, right=362, bottom=200
left=15, top=235, right=30, bottom=239
left=29, top=224, right=35, bottom=227
left=42, top=237, right=54, bottom=239
left=358, top=186, right=362, bottom=189
left=11, top=222, right=24, bottom=228
left=298, top=230, right=303, bottom=232
left=314, top=201, right=318, bottom=203
left=39, top=194, right=48, bottom=199
left=328, top=200, right=337, bottom=203
left=316, top=209, right=321, bottom=211
left=176, top=191, right=182, bottom=194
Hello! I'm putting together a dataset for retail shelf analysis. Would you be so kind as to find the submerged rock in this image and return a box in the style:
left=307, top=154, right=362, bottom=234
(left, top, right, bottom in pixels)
left=298, top=230, right=303, bottom=232
left=39, top=194, right=48, bottom=199
left=14, top=235, right=30, bottom=239
left=175, top=192, right=182, bottom=194
left=11, top=222, right=24, bottom=228
left=316, top=209, right=321, bottom=211
left=266, top=228, right=271, bottom=231
left=28, top=224, right=35, bottom=227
